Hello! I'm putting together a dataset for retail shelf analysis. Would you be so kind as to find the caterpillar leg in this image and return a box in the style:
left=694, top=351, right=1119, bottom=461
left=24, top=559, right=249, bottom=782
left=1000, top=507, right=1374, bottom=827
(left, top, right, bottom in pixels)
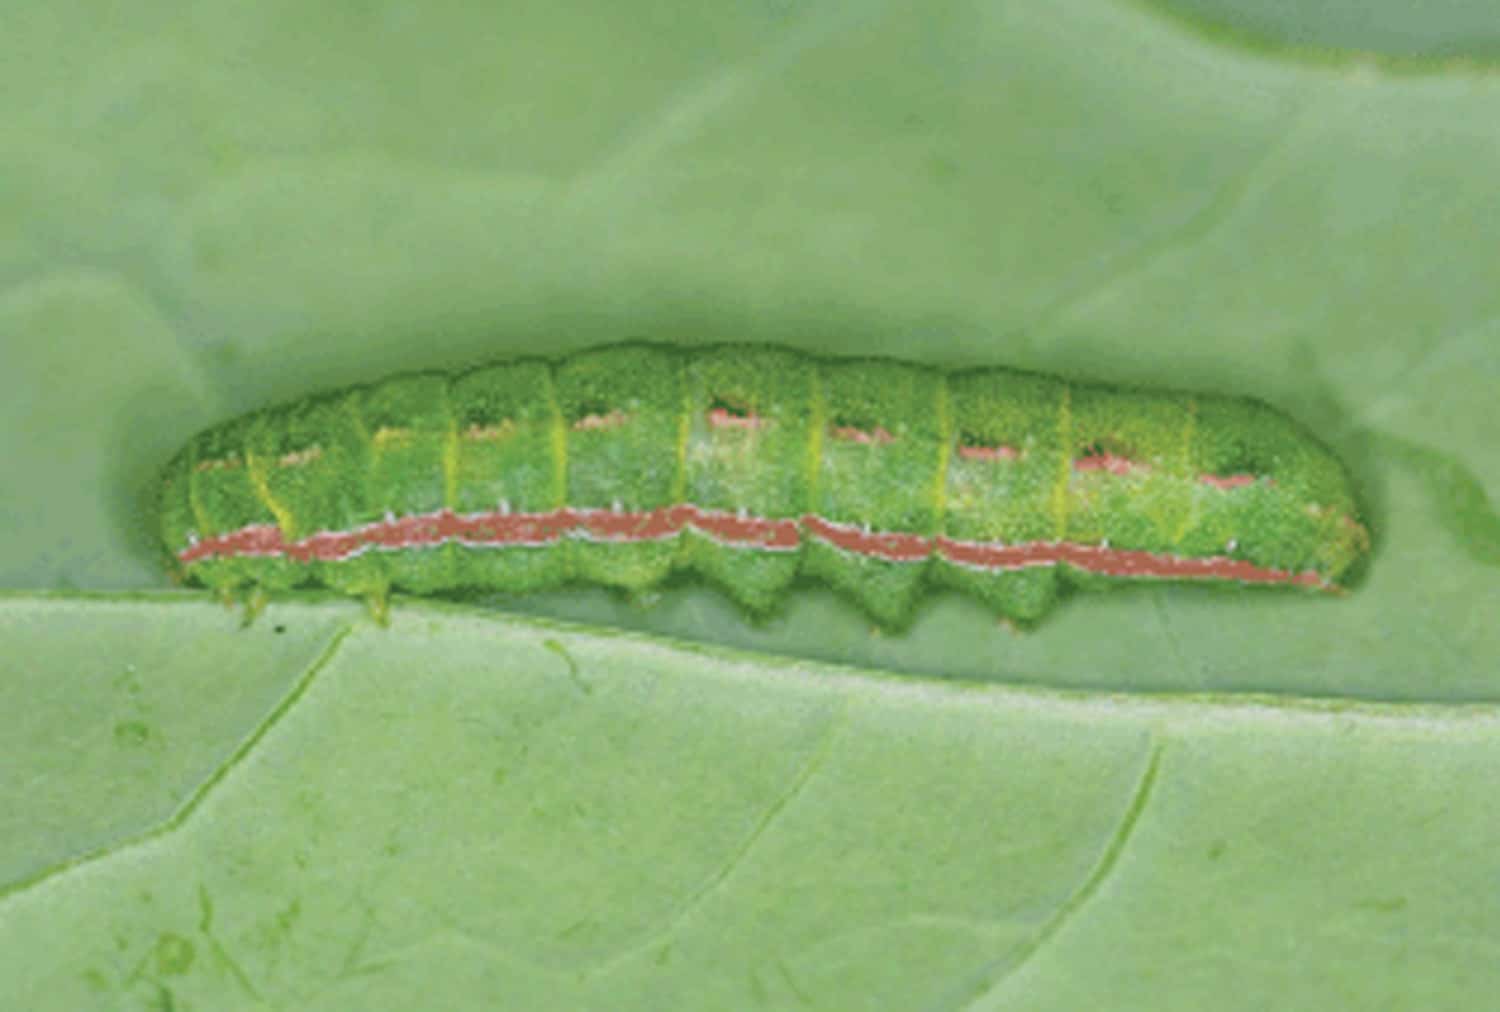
left=211, top=581, right=265, bottom=626
left=239, top=585, right=270, bottom=627
left=363, top=586, right=391, bottom=627
left=319, top=559, right=390, bottom=627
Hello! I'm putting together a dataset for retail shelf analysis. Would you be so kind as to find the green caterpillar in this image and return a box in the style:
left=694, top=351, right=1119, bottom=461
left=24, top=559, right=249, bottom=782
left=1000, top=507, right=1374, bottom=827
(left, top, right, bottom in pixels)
left=158, top=342, right=1370, bottom=625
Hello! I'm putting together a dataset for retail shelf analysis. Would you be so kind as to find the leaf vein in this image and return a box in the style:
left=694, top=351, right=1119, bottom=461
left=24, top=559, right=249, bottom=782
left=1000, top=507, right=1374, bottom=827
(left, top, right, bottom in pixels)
left=583, top=701, right=847, bottom=978
left=0, top=622, right=355, bottom=908
left=939, top=739, right=1166, bottom=1012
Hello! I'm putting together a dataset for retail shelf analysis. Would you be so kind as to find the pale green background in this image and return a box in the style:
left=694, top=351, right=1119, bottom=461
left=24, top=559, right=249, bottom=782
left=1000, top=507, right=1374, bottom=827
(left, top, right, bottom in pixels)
left=2, top=0, right=1498, bottom=1008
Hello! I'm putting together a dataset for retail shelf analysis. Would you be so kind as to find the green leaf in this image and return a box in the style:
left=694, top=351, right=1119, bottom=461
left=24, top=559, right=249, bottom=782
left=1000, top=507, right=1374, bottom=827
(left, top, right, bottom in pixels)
left=3, top=0, right=1497, bottom=1007
left=5, top=597, right=1500, bottom=1010
left=1143, top=0, right=1500, bottom=63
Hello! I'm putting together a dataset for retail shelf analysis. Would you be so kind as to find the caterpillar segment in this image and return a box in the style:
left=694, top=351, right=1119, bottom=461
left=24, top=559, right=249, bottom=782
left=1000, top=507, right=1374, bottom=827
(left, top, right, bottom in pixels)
left=159, top=343, right=1371, bottom=626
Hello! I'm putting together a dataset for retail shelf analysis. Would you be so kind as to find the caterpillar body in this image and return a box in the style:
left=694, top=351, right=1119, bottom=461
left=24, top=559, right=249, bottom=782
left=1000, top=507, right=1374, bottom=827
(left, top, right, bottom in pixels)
left=159, top=342, right=1370, bottom=625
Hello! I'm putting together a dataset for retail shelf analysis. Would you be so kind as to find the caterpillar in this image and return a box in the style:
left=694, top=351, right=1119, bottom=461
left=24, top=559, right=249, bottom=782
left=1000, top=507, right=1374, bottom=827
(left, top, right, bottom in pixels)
left=158, top=342, right=1371, bottom=625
